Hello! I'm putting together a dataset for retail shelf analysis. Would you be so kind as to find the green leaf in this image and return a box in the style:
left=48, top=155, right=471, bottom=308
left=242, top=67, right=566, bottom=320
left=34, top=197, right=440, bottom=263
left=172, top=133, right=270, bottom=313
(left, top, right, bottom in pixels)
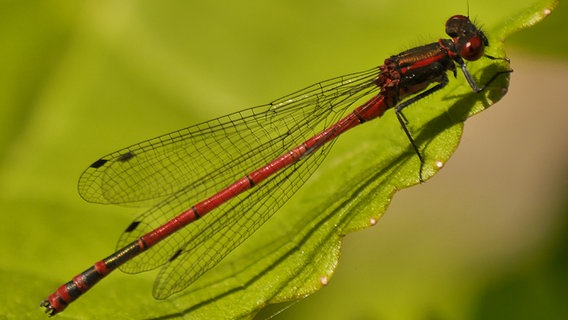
left=0, top=0, right=558, bottom=319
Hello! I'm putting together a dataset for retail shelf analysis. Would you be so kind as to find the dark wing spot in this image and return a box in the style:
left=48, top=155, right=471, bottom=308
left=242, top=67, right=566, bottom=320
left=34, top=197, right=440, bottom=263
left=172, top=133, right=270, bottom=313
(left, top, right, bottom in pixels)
left=90, top=159, right=108, bottom=168
left=125, top=221, right=141, bottom=233
left=118, top=151, right=135, bottom=162
left=169, top=249, right=183, bottom=262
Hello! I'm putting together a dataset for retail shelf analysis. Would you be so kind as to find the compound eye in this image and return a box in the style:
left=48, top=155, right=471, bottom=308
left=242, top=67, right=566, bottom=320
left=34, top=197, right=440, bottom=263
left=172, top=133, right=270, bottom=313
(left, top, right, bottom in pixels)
left=445, top=15, right=469, bottom=37
left=461, top=36, right=485, bottom=61
left=448, top=14, right=468, bottom=22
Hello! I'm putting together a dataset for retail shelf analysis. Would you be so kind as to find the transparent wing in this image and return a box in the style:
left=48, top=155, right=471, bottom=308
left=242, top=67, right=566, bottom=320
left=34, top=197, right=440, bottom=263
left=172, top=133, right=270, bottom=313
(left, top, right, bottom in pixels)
left=110, top=67, right=383, bottom=297
left=152, top=135, right=333, bottom=299
left=77, top=67, right=380, bottom=207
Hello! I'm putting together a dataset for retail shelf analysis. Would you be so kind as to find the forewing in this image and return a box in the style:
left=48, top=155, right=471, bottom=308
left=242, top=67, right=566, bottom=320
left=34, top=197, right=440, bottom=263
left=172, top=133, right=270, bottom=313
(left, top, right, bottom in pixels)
left=77, top=67, right=380, bottom=207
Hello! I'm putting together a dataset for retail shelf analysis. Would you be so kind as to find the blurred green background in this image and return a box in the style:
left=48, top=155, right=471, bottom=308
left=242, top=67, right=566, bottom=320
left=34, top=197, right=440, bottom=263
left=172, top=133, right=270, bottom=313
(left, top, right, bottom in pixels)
left=0, top=0, right=566, bottom=319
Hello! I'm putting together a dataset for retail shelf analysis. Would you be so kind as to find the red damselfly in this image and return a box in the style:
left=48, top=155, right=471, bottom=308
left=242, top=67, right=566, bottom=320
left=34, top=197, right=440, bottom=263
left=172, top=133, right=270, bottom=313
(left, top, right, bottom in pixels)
left=41, top=15, right=511, bottom=316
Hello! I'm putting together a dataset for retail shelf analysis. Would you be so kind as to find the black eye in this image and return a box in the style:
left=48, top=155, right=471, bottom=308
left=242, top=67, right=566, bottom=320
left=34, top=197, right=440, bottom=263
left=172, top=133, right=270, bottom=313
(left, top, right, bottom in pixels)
left=461, top=36, right=485, bottom=61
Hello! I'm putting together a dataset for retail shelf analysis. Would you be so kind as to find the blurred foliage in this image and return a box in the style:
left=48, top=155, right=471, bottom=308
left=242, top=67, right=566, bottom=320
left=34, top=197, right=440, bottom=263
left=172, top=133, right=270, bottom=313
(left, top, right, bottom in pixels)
left=472, top=186, right=568, bottom=320
left=508, top=0, right=567, bottom=58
